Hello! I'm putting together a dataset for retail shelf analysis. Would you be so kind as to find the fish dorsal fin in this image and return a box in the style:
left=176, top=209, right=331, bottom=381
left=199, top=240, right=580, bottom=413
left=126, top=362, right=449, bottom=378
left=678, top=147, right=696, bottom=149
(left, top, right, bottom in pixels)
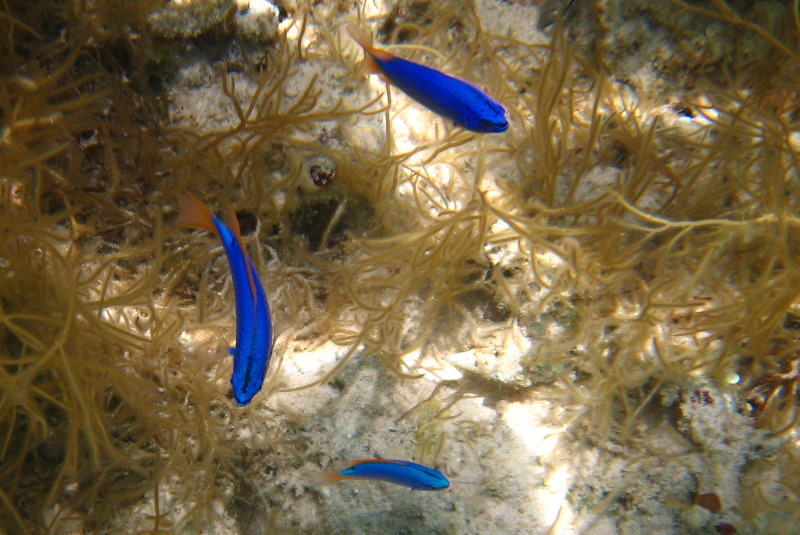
left=225, top=203, right=259, bottom=305
left=225, top=202, right=244, bottom=246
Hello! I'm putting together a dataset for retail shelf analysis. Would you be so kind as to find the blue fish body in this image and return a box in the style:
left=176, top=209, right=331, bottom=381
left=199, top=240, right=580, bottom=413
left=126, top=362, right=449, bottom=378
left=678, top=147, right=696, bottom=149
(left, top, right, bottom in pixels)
left=176, top=192, right=273, bottom=406
left=374, top=55, right=508, bottom=133
left=348, top=24, right=507, bottom=133
left=212, top=217, right=273, bottom=405
left=337, top=459, right=450, bottom=491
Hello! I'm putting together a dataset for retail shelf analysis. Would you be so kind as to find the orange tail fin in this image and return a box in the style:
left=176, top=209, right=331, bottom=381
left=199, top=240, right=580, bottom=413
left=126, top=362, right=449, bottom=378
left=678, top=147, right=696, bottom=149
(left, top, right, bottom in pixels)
left=306, top=471, right=346, bottom=487
left=346, top=22, right=391, bottom=75
left=346, top=22, right=373, bottom=50
left=175, top=191, right=219, bottom=237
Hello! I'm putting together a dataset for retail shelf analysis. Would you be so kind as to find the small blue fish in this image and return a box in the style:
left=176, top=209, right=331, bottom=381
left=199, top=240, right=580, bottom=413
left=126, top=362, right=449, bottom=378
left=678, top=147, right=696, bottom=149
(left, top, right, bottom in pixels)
left=313, top=459, right=450, bottom=491
left=347, top=24, right=508, bottom=133
left=176, top=192, right=273, bottom=406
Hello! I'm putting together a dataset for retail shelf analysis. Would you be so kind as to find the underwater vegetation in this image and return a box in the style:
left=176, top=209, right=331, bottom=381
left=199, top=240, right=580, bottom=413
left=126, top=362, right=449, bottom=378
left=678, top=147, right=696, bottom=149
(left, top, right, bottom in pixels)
left=1, top=0, right=800, bottom=533
left=1, top=4, right=163, bottom=534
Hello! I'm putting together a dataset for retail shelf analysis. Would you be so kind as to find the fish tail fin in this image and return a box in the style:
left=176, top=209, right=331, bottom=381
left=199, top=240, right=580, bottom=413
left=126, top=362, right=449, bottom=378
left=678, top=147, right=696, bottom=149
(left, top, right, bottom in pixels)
left=346, top=22, right=372, bottom=50
left=346, top=23, right=388, bottom=75
left=176, top=191, right=219, bottom=237
left=362, top=54, right=384, bottom=76
left=306, top=471, right=345, bottom=487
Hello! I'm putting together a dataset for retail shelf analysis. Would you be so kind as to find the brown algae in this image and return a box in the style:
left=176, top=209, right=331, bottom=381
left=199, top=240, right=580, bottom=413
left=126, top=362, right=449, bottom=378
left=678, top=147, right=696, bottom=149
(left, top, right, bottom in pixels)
left=1, top=0, right=800, bottom=533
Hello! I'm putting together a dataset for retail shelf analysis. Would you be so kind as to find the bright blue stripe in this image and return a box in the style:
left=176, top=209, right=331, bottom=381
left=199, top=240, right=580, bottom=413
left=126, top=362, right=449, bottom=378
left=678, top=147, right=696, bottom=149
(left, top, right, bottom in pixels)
left=374, top=55, right=508, bottom=133
left=212, top=215, right=272, bottom=406
left=340, top=459, right=450, bottom=491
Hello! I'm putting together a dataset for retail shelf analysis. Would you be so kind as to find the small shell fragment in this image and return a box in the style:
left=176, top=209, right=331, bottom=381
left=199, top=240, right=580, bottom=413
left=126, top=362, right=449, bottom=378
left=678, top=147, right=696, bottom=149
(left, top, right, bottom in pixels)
left=694, top=492, right=722, bottom=514
left=300, top=154, right=336, bottom=190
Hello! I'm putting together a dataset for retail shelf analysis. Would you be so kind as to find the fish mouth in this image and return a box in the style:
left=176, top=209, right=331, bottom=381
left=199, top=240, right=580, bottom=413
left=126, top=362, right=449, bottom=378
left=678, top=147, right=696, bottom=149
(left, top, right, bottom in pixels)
left=233, top=386, right=255, bottom=406
left=479, top=118, right=509, bottom=133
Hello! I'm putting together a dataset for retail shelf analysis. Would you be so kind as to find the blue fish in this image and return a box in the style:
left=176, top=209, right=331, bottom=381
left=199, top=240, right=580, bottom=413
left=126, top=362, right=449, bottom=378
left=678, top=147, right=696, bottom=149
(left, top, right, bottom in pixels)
left=313, top=459, right=450, bottom=491
left=176, top=192, right=273, bottom=406
left=347, top=24, right=508, bottom=133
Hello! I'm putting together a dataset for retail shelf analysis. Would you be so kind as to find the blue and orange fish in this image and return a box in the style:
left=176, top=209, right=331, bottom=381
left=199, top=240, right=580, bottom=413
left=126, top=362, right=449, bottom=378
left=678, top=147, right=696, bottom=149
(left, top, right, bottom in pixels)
left=312, top=459, right=450, bottom=491
left=347, top=24, right=508, bottom=133
left=176, top=192, right=273, bottom=406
